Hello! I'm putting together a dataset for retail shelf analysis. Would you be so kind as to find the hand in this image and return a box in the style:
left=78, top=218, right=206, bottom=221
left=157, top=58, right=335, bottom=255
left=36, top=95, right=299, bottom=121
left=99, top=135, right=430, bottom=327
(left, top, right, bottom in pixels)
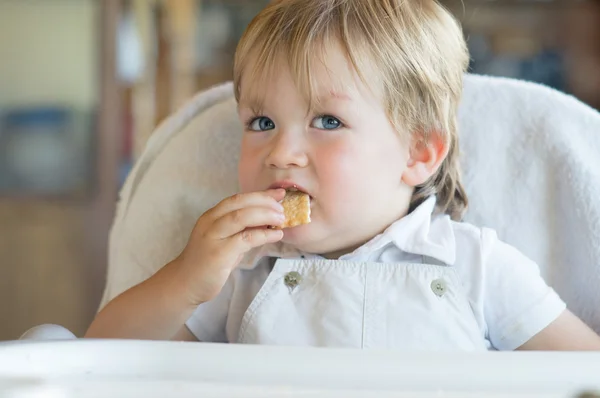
left=173, top=189, right=286, bottom=306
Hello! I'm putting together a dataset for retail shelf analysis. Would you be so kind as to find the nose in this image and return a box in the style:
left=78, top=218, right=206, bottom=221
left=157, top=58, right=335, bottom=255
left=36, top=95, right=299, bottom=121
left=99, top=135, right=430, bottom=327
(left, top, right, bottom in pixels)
left=265, top=131, right=308, bottom=169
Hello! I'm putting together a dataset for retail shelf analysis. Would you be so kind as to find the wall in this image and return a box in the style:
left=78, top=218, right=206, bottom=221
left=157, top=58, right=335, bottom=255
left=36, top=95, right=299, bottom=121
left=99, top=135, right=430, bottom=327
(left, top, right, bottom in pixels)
left=0, top=0, right=98, bottom=109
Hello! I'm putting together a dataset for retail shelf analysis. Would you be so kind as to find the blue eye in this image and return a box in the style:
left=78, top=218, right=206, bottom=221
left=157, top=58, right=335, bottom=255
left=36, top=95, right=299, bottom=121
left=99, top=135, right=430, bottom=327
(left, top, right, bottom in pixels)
left=312, top=115, right=342, bottom=130
left=248, top=117, right=275, bottom=131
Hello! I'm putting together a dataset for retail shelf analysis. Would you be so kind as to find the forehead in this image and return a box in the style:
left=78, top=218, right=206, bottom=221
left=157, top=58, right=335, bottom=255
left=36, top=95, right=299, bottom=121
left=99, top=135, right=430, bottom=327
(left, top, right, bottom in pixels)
left=237, top=40, right=381, bottom=109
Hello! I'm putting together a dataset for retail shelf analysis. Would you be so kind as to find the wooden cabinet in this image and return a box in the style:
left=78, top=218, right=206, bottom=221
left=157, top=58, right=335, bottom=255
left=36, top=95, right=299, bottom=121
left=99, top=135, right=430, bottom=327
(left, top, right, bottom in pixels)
left=443, top=0, right=600, bottom=109
left=126, top=0, right=268, bottom=159
left=0, top=0, right=123, bottom=340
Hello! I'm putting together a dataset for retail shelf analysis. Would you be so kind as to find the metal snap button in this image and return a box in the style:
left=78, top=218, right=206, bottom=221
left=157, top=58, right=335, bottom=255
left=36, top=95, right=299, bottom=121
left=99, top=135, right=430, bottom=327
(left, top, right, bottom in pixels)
left=431, top=279, right=447, bottom=297
left=284, top=271, right=302, bottom=292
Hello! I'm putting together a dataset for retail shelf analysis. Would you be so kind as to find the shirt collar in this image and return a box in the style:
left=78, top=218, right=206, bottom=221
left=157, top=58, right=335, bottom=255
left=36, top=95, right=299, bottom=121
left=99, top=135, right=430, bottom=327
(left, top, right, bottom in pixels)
left=237, top=242, right=313, bottom=270
left=336, top=196, right=456, bottom=265
left=384, top=196, right=456, bottom=265
left=238, top=196, right=456, bottom=269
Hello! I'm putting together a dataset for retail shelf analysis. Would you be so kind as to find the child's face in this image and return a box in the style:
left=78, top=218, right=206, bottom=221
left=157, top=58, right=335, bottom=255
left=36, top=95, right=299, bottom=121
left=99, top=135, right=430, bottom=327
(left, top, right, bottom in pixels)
left=237, top=45, right=415, bottom=257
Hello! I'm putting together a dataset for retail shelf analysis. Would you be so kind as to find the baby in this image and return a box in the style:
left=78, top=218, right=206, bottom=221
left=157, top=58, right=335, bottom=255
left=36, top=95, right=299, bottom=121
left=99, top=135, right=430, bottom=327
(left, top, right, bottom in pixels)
left=86, top=0, right=600, bottom=350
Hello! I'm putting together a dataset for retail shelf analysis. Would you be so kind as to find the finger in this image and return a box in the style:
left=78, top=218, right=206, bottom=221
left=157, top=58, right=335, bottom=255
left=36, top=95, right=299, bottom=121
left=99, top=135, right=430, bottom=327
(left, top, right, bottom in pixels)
left=263, top=188, right=287, bottom=201
left=230, top=227, right=284, bottom=252
left=205, top=189, right=286, bottom=221
left=209, top=207, right=285, bottom=239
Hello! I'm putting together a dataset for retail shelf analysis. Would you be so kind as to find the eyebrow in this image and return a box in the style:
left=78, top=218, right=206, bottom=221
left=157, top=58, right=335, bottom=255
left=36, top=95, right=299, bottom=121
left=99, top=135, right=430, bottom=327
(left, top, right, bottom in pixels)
left=237, top=90, right=352, bottom=114
left=322, top=90, right=352, bottom=101
left=237, top=97, right=264, bottom=114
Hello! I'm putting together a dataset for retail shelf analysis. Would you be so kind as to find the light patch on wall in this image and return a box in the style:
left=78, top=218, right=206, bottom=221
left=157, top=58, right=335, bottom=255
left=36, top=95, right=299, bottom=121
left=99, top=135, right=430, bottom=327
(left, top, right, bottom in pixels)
left=0, top=0, right=99, bottom=108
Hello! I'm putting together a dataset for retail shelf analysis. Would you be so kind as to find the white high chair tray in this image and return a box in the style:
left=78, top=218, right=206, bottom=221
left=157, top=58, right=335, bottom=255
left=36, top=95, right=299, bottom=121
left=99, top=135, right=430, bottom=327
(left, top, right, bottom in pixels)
left=0, top=340, right=599, bottom=398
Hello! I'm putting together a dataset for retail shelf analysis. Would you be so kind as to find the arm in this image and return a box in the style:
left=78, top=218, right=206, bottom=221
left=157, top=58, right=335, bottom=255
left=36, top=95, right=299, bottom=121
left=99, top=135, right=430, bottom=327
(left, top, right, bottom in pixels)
left=85, top=260, right=199, bottom=340
left=172, top=325, right=199, bottom=341
left=85, top=190, right=286, bottom=341
left=481, top=229, right=600, bottom=351
left=517, top=309, right=600, bottom=351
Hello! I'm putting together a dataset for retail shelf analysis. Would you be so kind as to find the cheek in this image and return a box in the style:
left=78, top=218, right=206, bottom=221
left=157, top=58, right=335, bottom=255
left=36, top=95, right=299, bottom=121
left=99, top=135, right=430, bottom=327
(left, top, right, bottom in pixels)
left=315, top=136, right=406, bottom=199
left=314, top=143, right=367, bottom=198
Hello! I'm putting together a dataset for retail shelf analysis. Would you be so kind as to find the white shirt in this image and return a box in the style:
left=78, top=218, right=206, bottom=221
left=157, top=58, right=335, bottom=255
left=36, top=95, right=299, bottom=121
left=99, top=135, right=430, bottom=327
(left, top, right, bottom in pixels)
left=186, top=197, right=565, bottom=350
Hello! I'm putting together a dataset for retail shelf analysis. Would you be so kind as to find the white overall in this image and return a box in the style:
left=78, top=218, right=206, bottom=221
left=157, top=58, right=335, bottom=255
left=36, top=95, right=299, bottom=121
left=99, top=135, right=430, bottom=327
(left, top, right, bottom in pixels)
left=236, top=257, right=488, bottom=351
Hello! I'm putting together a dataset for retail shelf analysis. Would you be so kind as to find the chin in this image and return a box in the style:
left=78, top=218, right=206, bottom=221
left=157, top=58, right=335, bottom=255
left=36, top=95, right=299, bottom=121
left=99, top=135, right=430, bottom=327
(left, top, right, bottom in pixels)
left=281, top=224, right=336, bottom=255
left=281, top=224, right=309, bottom=243
left=281, top=224, right=319, bottom=252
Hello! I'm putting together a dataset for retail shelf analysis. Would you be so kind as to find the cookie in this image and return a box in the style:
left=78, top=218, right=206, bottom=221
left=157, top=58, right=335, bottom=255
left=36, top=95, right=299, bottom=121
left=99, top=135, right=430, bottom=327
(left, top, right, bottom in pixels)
left=280, top=190, right=311, bottom=228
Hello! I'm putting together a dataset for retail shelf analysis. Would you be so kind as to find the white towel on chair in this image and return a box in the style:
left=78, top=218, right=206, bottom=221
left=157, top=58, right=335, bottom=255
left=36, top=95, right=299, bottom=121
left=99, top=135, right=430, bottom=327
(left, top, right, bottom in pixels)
left=458, top=75, right=600, bottom=332
left=102, top=74, right=600, bottom=333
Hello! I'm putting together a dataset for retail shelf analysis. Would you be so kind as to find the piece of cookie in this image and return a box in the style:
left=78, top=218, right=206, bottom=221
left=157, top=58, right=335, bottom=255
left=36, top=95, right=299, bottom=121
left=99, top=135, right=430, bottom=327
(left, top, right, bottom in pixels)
left=280, top=190, right=311, bottom=228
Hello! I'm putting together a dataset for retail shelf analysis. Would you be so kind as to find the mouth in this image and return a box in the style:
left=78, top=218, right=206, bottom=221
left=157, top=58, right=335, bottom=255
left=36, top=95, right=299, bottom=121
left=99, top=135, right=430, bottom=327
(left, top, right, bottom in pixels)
left=269, top=181, right=313, bottom=199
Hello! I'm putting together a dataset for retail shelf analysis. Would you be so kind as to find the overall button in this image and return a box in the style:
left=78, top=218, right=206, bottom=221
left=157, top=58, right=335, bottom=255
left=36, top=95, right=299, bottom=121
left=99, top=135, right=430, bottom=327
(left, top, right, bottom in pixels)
left=284, top=271, right=302, bottom=291
left=431, top=279, right=447, bottom=297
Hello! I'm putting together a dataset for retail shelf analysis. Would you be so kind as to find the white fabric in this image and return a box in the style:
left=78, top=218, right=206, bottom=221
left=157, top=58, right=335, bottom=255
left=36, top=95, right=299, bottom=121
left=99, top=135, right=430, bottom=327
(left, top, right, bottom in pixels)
left=234, top=258, right=488, bottom=351
left=457, top=76, right=600, bottom=332
left=185, top=197, right=565, bottom=351
left=102, top=74, right=600, bottom=333
left=19, top=324, right=77, bottom=341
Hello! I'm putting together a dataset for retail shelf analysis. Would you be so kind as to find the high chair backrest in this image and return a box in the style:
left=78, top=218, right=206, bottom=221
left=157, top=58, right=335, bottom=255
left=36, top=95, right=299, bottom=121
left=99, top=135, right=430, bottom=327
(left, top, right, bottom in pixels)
left=102, top=74, right=600, bottom=332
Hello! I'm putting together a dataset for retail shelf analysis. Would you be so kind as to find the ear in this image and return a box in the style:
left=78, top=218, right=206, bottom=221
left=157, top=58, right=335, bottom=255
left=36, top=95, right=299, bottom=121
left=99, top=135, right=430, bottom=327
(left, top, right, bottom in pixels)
left=401, top=131, right=449, bottom=187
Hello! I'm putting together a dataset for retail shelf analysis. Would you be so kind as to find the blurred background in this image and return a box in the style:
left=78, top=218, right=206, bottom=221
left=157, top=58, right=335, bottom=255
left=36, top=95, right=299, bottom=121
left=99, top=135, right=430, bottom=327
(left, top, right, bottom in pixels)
left=0, top=0, right=599, bottom=341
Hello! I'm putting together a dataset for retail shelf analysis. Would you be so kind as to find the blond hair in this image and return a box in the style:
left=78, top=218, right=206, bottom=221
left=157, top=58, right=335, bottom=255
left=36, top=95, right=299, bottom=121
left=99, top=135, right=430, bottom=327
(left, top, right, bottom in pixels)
left=234, top=0, right=470, bottom=220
